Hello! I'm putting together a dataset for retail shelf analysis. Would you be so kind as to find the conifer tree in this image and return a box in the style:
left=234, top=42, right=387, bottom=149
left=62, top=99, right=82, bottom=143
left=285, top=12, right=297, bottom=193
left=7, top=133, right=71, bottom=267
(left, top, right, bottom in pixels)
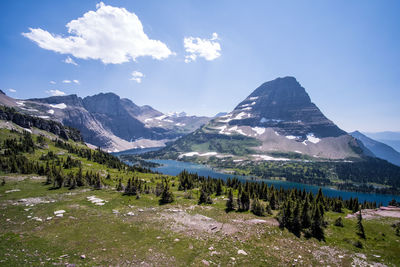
left=311, top=203, right=324, bottom=241
left=301, top=197, right=311, bottom=229
left=291, top=202, right=301, bottom=237
left=159, top=179, right=174, bottom=205
left=251, top=198, right=265, bottom=216
left=239, top=190, right=250, bottom=211
left=225, top=189, right=235, bottom=212
left=356, top=208, right=366, bottom=239
left=216, top=179, right=223, bottom=196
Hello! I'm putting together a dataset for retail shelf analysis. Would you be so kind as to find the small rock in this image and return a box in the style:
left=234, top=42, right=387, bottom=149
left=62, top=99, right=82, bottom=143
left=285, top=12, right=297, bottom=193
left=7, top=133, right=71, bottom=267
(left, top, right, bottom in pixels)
left=201, top=259, right=210, bottom=266
left=6, top=218, right=10, bottom=222
left=208, top=246, right=214, bottom=251
left=80, top=255, right=86, bottom=259
left=112, top=210, right=119, bottom=214
left=27, top=216, right=32, bottom=219
left=156, top=236, right=161, bottom=239
left=54, top=210, right=66, bottom=215
left=174, top=238, right=180, bottom=242
left=126, top=212, right=135, bottom=216
left=56, top=214, right=63, bottom=217
left=237, top=249, right=248, bottom=256
left=230, top=257, right=236, bottom=261
left=138, top=209, right=144, bottom=212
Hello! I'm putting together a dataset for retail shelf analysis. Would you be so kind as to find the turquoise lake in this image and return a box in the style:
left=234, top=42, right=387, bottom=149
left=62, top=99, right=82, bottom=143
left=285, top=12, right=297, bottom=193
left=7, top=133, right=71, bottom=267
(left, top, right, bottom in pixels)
left=148, top=159, right=400, bottom=206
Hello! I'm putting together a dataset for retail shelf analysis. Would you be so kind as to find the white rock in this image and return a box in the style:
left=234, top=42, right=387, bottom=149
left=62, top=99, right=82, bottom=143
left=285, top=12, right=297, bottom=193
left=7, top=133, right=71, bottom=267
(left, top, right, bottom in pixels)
left=56, top=214, right=63, bottom=217
left=126, top=212, right=135, bottom=216
left=54, top=210, right=66, bottom=215
left=237, top=249, right=248, bottom=255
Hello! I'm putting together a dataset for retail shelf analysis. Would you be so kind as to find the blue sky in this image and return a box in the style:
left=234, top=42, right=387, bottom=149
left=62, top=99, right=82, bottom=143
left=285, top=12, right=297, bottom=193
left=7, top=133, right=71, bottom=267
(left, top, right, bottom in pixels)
left=0, top=0, right=399, bottom=132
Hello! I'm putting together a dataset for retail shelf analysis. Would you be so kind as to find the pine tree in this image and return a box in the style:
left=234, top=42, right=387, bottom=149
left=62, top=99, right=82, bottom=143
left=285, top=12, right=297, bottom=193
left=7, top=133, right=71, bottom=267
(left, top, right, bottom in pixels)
left=356, top=208, right=366, bottom=239
left=291, top=202, right=301, bottom=237
left=311, top=203, right=324, bottom=241
left=225, top=189, right=235, bottom=212
left=334, top=216, right=344, bottom=227
left=1, top=178, right=5, bottom=186
left=239, top=190, right=250, bottom=211
left=251, top=198, right=265, bottom=216
left=159, top=179, right=174, bottom=205
left=301, top=198, right=311, bottom=229
left=198, top=187, right=213, bottom=205
left=116, top=178, right=123, bottom=191
left=216, top=179, right=223, bottom=196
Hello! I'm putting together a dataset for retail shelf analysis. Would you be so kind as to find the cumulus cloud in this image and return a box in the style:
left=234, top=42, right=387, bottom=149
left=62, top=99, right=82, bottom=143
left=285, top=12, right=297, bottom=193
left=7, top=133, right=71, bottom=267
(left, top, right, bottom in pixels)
left=64, top=56, right=78, bottom=66
left=73, top=79, right=80, bottom=84
left=46, top=89, right=66, bottom=96
left=22, top=2, right=173, bottom=64
left=62, top=80, right=71, bottom=84
left=184, top=32, right=221, bottom=63
left=130, top=71, right=144, bottom=83
left=8, top=88, right=16, bottom=93
left=50, top=81, right=56, bottom=84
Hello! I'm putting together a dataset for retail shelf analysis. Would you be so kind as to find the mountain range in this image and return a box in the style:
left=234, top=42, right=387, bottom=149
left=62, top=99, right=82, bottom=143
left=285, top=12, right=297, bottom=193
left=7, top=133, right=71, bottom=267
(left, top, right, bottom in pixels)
left=0, top=90, right=211, bottom=152
left=1, top=77, right=399, bottom=167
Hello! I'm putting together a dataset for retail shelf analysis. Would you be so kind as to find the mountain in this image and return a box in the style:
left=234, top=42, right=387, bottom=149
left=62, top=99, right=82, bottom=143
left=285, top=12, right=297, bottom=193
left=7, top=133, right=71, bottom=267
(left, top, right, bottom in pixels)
left=0, top=92, right=211, bottom=152
left=363, top=131, right=400, bottom=153
left=151, top=77, right=367, bottom=161
left=351, top=131, right=400, bottom=166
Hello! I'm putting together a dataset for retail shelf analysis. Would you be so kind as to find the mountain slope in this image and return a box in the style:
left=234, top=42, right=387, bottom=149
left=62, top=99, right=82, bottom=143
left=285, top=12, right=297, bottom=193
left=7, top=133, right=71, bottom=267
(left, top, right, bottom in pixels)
left=152, top=77, right=366, bottom=161
left=363, top=131, right=400, bottom=153
left=351, top=131, right=400, bottom=166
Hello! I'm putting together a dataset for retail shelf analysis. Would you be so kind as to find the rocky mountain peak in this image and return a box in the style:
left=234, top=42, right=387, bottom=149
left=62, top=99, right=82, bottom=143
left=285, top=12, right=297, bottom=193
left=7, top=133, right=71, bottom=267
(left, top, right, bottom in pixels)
left=229, top=77, right=346, bottom=138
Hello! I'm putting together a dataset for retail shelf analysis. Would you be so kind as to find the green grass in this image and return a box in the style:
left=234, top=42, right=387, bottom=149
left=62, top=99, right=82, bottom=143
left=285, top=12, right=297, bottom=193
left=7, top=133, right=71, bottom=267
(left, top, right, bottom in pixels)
left=1, top=176, right=399, bottom=266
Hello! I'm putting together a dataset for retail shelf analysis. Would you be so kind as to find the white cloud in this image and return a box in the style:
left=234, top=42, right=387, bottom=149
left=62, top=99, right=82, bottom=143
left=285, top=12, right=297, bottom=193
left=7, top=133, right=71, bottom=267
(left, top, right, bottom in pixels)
left=62, top=80, right=71, bottom=84
left=50, top=81, right=56, bottom=84
left=64, top=56, right=78, bottom=66
left=46, top=89, right=66, bottom=96
left=73, top=79, right=80, bottom=84
left=130, top=71, right=144, bottom=83
left=22, top=2, right=173, bottom=64
left=8, top=88, right=16, bottom=93
left=184, top=32, right=221, bottom=63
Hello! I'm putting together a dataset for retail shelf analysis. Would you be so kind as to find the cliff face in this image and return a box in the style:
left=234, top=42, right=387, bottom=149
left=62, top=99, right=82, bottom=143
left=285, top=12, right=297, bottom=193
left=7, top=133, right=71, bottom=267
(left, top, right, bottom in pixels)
left=0, top=106, right=82, bottom=141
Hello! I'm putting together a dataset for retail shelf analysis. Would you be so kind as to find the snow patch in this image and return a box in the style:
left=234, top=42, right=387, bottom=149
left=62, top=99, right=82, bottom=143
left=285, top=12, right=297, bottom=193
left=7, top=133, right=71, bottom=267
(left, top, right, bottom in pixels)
left=23, top=128, right=32, bottom=133
left=252, top=127, right=266, bottom=135
left=16, top=101, right=25, bottom=106
left=47, top=109, right=54, bottom=114
left=175, top=123, right=186, bottom=127
left=49, top=103, right=67, bottom=109
left=286, top=135, right=299, bottom=140
left=241, top=107, right=252, bottom=111
left=38, top=116, right=50, bottom=119
left=251, top=154, right=290, bottom=161
left=249, top=96, right=259, bottom=100
left=232, top=112, right=250, bottom=120
left=178, top=151, right=218, bottom=158
left=306, top=133, right=320, bottom=144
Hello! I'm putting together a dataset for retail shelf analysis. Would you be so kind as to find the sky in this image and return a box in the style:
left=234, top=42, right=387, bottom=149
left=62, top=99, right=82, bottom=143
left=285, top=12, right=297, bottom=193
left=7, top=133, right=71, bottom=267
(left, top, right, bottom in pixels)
left=0, top=0, right=399, bottom=132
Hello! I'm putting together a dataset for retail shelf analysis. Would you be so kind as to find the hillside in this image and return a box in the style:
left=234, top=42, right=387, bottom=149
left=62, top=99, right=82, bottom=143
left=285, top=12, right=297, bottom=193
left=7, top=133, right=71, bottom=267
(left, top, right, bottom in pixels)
left=0, top=116, right=400, bottom=266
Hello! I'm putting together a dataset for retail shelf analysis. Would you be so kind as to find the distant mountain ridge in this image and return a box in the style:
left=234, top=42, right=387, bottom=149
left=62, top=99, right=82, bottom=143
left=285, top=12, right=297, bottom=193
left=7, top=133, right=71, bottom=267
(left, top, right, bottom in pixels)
left=151, top=77, right=368, bottom=161
left=0, top=92, right=211, bottom=152
left=351, top=131, right=400, bottom=166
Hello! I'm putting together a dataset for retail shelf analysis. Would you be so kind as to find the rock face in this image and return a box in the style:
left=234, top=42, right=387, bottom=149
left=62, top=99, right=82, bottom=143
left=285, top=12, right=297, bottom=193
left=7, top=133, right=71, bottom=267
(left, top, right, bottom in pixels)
left=0, top=106, right=82, bottom=141
left=351, top=131, right=400, bottom=166
left=154, top=77, right=366, bottom=160
left=0, top=92, right=211, bottom=152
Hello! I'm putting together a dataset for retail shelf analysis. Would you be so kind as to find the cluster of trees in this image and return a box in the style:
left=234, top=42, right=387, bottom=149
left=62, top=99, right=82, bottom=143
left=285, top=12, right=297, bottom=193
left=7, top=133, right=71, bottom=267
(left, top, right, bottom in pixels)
left=0, top=130, right=155, bottom=191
